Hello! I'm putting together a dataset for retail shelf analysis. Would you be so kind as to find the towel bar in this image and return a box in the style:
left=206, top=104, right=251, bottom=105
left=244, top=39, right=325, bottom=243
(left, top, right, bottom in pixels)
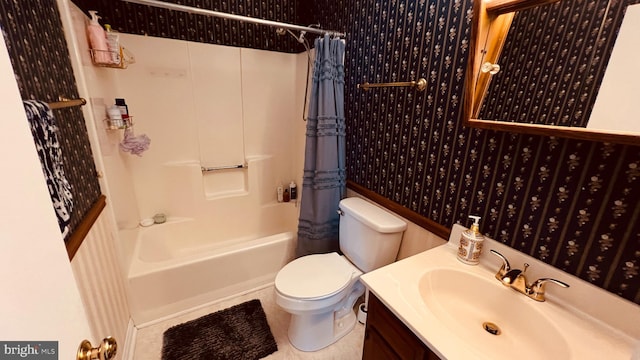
left=357, top=78, right=427, bottom=91
left=48, top=97, right=87, bottom=110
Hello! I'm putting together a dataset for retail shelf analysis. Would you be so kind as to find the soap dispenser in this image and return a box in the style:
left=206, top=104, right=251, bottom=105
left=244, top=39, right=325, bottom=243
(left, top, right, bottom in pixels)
left=457, top=215, right=484, bottom=265
left=87, top=11, right=110, bottom=64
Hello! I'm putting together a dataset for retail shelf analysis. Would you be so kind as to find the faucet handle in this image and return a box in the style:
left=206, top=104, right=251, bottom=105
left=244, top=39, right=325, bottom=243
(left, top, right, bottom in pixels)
left=489, top=250, right=510, bottom=280
left=528, top=278, right=570, bottom=302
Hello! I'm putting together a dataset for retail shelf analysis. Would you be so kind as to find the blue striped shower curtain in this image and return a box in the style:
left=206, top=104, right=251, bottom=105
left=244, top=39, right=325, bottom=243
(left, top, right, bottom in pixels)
left=296, top=35, right=346, bottom=257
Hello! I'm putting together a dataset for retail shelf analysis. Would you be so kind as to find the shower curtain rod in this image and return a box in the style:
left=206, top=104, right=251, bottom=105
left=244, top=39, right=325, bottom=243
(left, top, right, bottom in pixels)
left=121, top=0, right=346, bottom=38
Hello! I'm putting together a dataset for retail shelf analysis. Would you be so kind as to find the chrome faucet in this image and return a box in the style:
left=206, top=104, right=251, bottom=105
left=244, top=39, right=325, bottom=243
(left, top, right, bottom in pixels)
left=489, top=250, right=569, bottom=302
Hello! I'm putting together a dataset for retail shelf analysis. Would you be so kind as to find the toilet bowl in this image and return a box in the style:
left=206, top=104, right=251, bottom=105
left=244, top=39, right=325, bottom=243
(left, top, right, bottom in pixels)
left=275, top=252, right=365, bottom=351
left=274, top=197, right=407, bottom=352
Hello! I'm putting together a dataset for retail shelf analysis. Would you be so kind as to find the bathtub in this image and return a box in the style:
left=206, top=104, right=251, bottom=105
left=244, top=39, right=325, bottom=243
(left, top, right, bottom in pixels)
left=127, top=218, right=296, bottom=324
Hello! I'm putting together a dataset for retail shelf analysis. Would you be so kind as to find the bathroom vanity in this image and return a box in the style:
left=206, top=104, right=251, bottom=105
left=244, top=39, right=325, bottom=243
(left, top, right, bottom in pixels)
left=363, top=293, right=439, bottom=360
left=360, top=224, right=640, bottom=359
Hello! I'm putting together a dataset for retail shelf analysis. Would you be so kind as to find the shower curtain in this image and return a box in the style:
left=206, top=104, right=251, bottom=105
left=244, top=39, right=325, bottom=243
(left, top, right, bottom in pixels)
left=296, top=35, right=346, bottom=257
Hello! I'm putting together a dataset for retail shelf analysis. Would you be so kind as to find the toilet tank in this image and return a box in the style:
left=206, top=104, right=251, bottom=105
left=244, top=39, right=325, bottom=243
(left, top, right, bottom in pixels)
left=338, top=197, right=407, bottom=273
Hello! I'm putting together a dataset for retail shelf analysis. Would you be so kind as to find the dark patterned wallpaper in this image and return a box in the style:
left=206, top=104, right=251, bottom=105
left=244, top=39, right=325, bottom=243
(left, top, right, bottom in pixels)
left=479, top=0, right=640, bottom=126
left=310, top=0, right=640, bottom=304
left=48, top=0, right=639, bottom=303
left=0, top=0, right=102, bottom=240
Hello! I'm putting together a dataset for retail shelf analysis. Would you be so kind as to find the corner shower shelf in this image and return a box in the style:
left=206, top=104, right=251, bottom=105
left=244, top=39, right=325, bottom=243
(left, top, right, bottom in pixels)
left=90, top=47, right=135, bottom=69
left=104, top=116, right=133, bottom=130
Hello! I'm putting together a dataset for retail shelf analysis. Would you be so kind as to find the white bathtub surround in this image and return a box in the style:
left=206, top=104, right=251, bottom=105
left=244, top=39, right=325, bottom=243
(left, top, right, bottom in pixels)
left=188, top=41, right=245, bottom=170
left=109, top=39, right=305, bottom=323
left=68, top=14, right=307, bottom=228
left=66, top=6, right=308, bottom=327
left=103, top=33, right=307, bottom=222
left=162, top=155, right=281, bottom=204
left=123, top=154, right=299, bottom=325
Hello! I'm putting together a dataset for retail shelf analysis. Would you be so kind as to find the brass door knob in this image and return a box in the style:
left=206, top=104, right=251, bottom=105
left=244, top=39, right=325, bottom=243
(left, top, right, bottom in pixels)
left=77, top=337, right=117, bottom=360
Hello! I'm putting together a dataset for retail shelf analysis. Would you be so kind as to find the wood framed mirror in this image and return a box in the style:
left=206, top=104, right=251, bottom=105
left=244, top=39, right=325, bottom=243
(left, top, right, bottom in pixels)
left=464, top=0, right=640, bottom=146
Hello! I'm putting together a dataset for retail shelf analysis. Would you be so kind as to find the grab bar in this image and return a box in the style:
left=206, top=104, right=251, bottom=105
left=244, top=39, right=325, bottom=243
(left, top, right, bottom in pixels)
left=201, top=163, right=247, bottom=172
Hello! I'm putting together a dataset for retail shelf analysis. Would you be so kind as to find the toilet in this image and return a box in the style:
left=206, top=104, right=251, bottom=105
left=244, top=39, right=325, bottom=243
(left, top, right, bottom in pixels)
left=275, top=197, right=407, bottom=351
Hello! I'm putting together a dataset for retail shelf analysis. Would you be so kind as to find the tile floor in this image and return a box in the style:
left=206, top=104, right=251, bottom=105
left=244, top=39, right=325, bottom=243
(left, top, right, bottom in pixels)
left=133, top=285, right=366, bottom=359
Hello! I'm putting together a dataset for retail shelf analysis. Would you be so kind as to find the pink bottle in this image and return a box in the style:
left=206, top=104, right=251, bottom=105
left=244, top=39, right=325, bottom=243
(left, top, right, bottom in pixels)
left=87, top=11, right=110, bottom=64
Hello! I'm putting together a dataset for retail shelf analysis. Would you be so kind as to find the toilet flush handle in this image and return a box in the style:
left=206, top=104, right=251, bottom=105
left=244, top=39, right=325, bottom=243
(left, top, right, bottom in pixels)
left=337, top=209, right=344, bottom=216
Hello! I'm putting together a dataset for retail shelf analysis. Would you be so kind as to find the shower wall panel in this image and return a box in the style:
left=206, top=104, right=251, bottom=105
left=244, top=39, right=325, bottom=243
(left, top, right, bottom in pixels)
left=79, top=31, right=305, bottom=223
left=189, top=42, right=245, bottom=169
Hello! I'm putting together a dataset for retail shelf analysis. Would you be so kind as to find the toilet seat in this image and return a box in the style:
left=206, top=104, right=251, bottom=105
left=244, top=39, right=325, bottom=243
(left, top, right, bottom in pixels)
left=275, top=252, right=360, bottom=300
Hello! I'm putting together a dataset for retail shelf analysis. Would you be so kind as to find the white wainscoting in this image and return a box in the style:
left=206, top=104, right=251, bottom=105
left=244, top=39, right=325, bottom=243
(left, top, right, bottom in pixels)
left=71, top=209, right=133, bottom=359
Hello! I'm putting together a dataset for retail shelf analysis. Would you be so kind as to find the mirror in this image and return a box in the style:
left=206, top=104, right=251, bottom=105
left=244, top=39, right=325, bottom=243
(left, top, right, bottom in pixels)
left=464, top=0, right=640, bottom=146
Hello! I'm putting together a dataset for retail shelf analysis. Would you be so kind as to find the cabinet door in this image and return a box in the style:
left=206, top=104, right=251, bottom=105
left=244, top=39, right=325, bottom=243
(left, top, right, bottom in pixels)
left=363, top=294, right=440, bottom=360
left=362, top=327, right=401, bottom=360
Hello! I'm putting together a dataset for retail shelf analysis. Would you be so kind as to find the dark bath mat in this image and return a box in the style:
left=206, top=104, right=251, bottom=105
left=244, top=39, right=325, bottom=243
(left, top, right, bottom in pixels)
left=161, top=299, right=278, bottom=360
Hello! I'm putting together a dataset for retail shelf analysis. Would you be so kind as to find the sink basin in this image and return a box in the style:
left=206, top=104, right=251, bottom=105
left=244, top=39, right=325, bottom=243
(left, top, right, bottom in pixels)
left=419, top=268, right=570, bottom=359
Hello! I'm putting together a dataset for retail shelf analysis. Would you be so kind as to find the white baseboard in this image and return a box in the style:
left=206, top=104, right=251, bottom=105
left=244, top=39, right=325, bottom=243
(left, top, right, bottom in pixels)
left=120, top=318, right=137, bottom=360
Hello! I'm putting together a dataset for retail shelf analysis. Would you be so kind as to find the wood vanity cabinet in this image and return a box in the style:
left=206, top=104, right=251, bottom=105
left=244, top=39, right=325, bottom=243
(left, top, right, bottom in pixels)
left=362, top=293, right=440, bottom=360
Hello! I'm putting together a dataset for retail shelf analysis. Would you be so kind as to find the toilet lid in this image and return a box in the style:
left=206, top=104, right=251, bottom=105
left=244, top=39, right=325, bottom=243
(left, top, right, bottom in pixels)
left=275, top=252, right=359, bottom=300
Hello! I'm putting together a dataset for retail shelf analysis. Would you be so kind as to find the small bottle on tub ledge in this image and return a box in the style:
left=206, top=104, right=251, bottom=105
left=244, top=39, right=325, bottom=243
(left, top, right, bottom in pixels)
left=289, top=181, right=297, bottom=201
left=277, top=185, right=284, bottom=202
